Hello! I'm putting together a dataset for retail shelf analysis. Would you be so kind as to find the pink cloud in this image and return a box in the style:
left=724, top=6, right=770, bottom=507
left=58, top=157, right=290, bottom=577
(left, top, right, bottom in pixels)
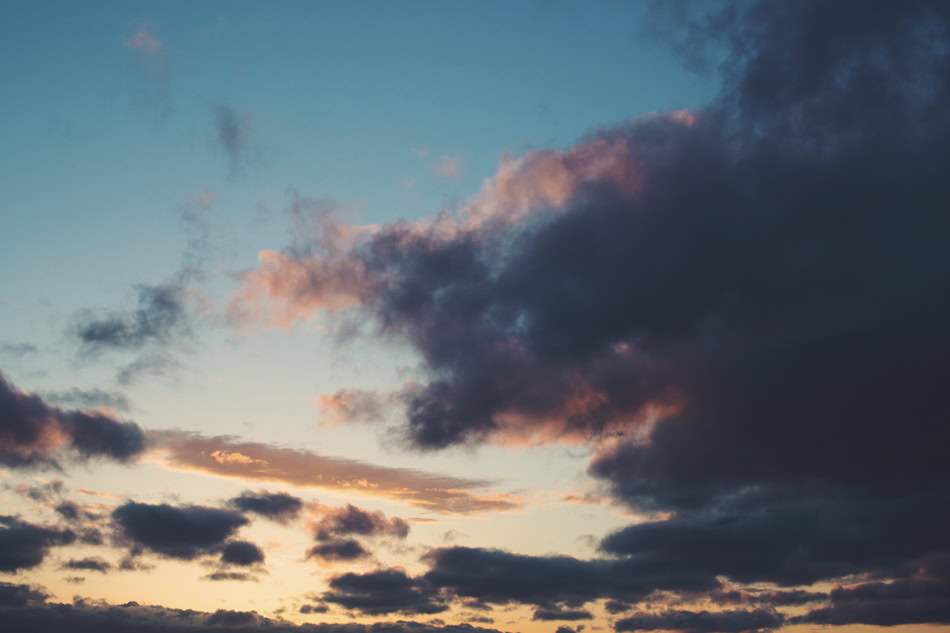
left=437, top=155, right=461, bottom=179
left=149, top=430, right=521, bottom=514
left=224, top=118, right=703, bottom=331
left=125, top=26, right=164, bottom=56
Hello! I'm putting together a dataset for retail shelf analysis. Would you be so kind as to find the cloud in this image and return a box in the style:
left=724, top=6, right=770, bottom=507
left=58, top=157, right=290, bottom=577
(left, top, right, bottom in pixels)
left=315, top=389, right=391, bottom=427
left=112, top=501, right=248, bottom=560
left=421, top=546, right=671, bottom=607
left=213, top=105, right=254, bottom=179
left=220, top=2, right=950, bottom=626
left=219, top=541, right=265, bottom=567
left=40, top=388, right=131, bottom=413
left=437, top=156, right=461, bottom=180
left=0, top=516, right=75, bottom=572
left=307, top=539, right=370, bottom=562
left=151, top=431, right=519, bottom=514
left=614, top=609, right=783, bottom=633
left=125, top=26, right=164, bottom=56
left=203, top=571, right=258, bottom=582
left=312, top=503, right=409, bottom=541
left=0, top=371, right=146, bottom=469
left=72, top=284, right=187, bottom=355
left=322, top=568, right=448, bottom=616
left=54, top=502, right=80, bottom=520
left=532, top=608, right=593, bottom=621
left=61, top=557, right=111, bottom=573
left=597, top=485, right=950, bottom=587
left=224, top=0, right=950, bottom=473
left=0, top=343, right=37, bottom=358
left=123, top=24, right=172, bottom=114
left=0, top=591, right=510, bottom=633
left=229, top=490, right=303, bottom=523
left=793, top=578, right=950, bottom=626
left=0, top=582, right=48, bottom=607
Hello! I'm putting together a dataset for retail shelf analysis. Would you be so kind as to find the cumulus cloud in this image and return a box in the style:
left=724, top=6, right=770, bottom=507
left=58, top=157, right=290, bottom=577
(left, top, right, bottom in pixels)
left=0, top=371, right=146, bottom=469
left=229, top=490, right=303, bottom=523
left=217, top=2, right=950, bottom=627
left=219, top=541, right=265, bottom=567
left=307, top=539, right=370, bottom=563
left=312, top=503, right=409, bottom=541
left=112, top=501, right=248, bottom=561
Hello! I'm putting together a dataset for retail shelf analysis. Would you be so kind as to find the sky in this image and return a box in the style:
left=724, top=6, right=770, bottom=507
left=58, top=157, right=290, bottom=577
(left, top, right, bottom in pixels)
left=1, top=1, right=949, bottom=633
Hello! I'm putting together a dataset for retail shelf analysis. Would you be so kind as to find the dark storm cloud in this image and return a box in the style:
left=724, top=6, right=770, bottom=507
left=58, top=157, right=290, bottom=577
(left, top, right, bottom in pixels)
left=299, top=604, right=329, bottom=614
left=213, top=104, right=253, bottom=178
left=597, top=486, right=950, bottom=587
left=62, top=557, right=112, bottom=573
left=226, top=1, right=950, bottom=624
left=421, top=546, right=711, bottom=607
left=0, top=516, right=75, bottom=572
left=793, top=578, right=950, bottom=627
left=219, top=541, right=265, bottom=566
left=0, top=582, right=48, bottom=607
left=614, top=609, right=783, bottom=633
left=322, top=568, right=448, bottom=616
left=40, top=387, right=132, bottom=413
left=0, top=372, right=146, bottom=468
left=112, top=501, right=248, bottom=560
left=229, top=490, right=303, bottom=523
left=313, top=504, right=410, bottom=541
left=228, top=1, right=950, bottom=530
left=307, top=539, right=370, bottom=562
left=532, top=608, right=593, bottom=621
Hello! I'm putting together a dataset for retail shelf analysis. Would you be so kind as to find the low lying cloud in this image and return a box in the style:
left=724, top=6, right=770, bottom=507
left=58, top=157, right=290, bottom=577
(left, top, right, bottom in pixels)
left=0, top=590, right=511, bottom=633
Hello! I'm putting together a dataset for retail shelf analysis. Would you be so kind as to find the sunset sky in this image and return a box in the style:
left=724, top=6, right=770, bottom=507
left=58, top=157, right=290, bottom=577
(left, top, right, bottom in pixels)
left=2, top=2, right=950, bottom=633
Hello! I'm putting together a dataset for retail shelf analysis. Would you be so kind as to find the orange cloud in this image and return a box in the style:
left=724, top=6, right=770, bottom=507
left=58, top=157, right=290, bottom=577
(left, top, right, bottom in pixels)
left=149, top=430, right=520, bottom=515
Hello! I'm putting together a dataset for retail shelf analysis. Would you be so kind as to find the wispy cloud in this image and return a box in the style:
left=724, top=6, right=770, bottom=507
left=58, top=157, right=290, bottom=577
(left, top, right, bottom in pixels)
left=149, top=430, right=520, bottom=515
left=437, top=155, right=461, bottom=180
